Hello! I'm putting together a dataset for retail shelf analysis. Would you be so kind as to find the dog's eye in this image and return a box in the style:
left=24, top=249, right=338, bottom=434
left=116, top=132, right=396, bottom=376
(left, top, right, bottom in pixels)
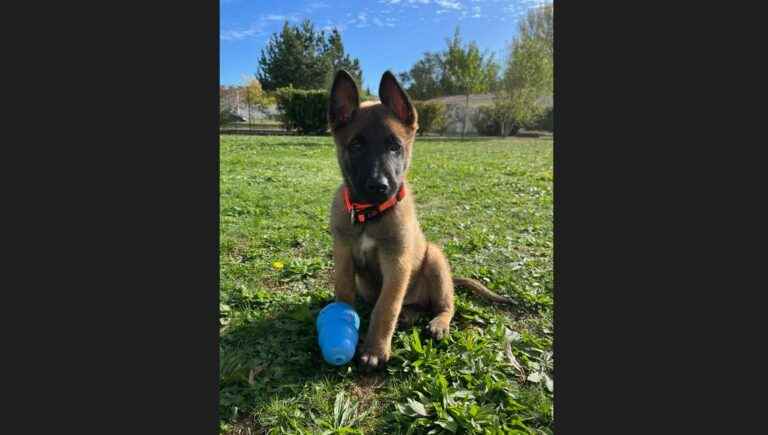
left=349, top=141, right=361, bottom=152
left=389, top=143, right=402, bottom=152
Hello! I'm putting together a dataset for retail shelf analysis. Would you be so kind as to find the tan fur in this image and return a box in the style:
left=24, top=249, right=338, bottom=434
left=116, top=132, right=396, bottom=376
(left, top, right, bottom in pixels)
left=329, top=75, right=509, bottom=370
left=331, top=175, right=450, bottom=369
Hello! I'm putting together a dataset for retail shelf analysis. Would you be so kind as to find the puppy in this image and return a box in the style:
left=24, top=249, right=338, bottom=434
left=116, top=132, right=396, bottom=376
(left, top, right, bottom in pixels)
left=327, top=70, right=512, bottom=370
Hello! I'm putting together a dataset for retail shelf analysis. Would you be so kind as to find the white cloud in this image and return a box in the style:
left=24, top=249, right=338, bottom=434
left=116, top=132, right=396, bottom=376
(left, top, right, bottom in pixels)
left=321, top=17, right=347, bottom=33
left=380, top=0, right=431, bottom=9
left=263, top=13, right=301, bottom=22
left=380, top=0, right=430, bottom=5
left=435, top=0, right=462, bottom=9
left=504, top=0, right=550, bottom=17
left=348, top=12, right=370, bottom=28
left=220, top=11, right=304, bottom=42
left=221, top=24, right=263, bottom=41
left=305, top=1, right=330, bottom=11
left=321, top=23, right=347, bottom=32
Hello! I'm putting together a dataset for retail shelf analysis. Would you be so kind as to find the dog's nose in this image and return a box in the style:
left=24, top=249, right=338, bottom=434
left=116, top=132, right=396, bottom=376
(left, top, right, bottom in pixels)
left=366, top=178, right=389, bottom=194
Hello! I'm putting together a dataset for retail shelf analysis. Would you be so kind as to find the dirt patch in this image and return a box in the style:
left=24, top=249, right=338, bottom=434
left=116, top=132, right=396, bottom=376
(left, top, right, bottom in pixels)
left=224, top=417, right=263, bottom=435
left=350, top=373, right=386, bottom=410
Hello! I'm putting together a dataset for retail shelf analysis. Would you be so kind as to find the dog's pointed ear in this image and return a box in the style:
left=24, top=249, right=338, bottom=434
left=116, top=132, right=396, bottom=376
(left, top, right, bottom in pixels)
left=328, top=70, right=360, bottom=130
left=379, top=71, right=416, bottom=127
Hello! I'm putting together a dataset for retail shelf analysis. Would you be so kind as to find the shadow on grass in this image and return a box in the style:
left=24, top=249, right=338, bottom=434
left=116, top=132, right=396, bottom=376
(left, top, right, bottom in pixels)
left=220, top=293, right=380, bottom=431
left=219, top=283, right=526, bottom=433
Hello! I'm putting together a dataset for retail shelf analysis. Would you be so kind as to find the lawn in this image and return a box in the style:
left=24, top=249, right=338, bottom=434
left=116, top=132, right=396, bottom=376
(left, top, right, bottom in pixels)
left=220, top=134, right=553, bottom=434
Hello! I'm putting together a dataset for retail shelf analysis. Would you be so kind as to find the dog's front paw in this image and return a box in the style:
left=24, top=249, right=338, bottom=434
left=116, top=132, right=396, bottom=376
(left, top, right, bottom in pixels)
left=428, top=317, right=450, bottom=340
left=359, top=344, right=390, bottom=371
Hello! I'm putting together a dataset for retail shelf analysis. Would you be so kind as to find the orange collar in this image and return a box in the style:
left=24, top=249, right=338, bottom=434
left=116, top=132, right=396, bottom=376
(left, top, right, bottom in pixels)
left=342, top=184, right=406, bottom=224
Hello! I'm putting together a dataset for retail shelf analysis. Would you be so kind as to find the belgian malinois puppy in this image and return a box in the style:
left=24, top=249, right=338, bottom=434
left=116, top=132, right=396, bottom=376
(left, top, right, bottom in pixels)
left=327, top=70, right=512, bottom=370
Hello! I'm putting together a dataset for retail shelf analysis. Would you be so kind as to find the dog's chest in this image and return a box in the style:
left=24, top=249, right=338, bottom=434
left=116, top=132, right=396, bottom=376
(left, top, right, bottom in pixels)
left=352, top=233, right=379, bottom=270
left=359, top=234, right=376, bottom=253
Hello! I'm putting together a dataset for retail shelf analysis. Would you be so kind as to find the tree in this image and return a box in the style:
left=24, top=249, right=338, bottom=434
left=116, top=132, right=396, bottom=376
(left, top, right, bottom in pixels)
left=492, top=96, right=518, bottom=137
left=413, top=101, right=448, bottom=136
left=469, top=95, right=520, bottom=137
left=245, top=78, right=260, bottom=126
left=362, top=86, right=376, bottom=101
left=485, top=60, right=501, bottom=93
left=500, top=4, right=553, bottom=129
left=442, top=27, right=498, bottom=138
left=242, top=77, right=268, bottom=126
left=518, top=3, right=553, bottom=56
left=257, top=20, right=326, bottom=90
left=257, top=20, right=363, bottom=91
left=400, top=52, right=445, bottom=100
left=322, top=29, right=363, bottom=89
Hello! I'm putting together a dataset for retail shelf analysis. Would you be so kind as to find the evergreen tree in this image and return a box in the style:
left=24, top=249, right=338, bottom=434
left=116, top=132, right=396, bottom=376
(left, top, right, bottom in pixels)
left=257, top=21, right=363, bottom=91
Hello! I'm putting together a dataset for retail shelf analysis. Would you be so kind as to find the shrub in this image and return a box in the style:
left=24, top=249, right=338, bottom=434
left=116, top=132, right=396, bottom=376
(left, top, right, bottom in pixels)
left=471, top=106, right=498, bottom=136
left=219, top=109, right=243, bottom=126
left=471, top=104, right=520, bottom=136
left=534, top=107, right=553, bottom=132
left=413, top=101, right=448, bottom=136
left=274, top=87, right=329, bottom=134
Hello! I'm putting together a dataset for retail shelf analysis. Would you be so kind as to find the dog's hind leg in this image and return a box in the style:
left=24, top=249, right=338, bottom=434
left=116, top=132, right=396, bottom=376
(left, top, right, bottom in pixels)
left=397, top=305, right=426, bottom=328
left=419, top=243, right=455, bottom=340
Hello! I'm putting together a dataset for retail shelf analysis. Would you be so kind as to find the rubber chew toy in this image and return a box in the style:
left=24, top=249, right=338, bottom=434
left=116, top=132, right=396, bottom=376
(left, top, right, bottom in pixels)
left=316, top=302, right=360, bottom=366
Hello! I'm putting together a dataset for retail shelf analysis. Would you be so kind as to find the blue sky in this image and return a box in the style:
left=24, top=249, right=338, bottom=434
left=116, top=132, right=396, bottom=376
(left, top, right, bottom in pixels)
left=220, top=0, right=550, bottom=93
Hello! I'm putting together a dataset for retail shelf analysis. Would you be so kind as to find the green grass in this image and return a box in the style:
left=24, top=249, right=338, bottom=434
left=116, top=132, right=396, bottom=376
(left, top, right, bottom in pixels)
left=221, top=121, right=284, bottom=130
left=220, top=135, right=553, bottom=434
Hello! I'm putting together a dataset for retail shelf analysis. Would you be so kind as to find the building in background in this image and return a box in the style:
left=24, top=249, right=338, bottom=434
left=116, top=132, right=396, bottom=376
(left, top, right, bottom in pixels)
left=423, top=94, right=553, bottom=135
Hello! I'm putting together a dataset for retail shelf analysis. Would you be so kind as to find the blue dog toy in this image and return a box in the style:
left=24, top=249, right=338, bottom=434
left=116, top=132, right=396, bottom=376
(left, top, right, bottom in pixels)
left=316, top=302, right=360, bottom=366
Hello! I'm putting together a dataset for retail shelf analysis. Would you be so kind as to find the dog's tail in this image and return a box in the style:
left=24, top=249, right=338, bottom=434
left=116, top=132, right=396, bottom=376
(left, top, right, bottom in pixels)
left=453, top=277, right=515, bottom=304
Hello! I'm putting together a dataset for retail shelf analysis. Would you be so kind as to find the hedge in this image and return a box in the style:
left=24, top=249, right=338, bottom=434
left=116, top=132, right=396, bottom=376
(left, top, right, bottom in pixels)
left=536, top=107, right=553, bottom=132
left=219, top=110, right=242, bottom=126
left=470, top=105, right=520, bottom=137
left=274, top=87, right=329, bottom=134
left=412, top=101, right=447, bottom=136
